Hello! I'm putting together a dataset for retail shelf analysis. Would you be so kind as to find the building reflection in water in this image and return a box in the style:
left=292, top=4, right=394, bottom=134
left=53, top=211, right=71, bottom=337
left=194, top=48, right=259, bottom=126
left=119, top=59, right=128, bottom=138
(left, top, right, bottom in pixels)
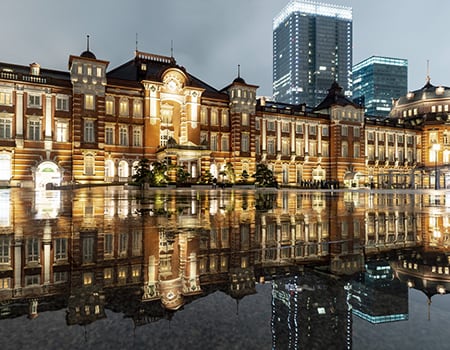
left=0, top=187, right=450, bottom=347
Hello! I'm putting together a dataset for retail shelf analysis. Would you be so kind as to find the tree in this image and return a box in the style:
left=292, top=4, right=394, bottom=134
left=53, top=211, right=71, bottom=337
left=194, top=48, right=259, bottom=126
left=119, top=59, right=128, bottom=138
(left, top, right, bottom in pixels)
left=132, top=158, right=152, bottom=185
left=240, top=170, right=250, bottom=183
left=252, top=163, right=277, bottom=187
left=176, top=165, right=191, bottom=184
left=219, top=162, right=235, bottom=184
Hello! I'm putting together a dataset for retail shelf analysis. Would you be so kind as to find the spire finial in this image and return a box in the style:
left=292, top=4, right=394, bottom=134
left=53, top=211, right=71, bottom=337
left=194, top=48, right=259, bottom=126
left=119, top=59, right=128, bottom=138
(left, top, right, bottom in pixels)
left=135, top=33, right=138, bottom=52
left=170, top=40, right=174, bottom=58
left=426, top=59, right=431, bottom=83
left=238, top=64, right=241, bottom=78
left=87, top=35, right=90, bottom=52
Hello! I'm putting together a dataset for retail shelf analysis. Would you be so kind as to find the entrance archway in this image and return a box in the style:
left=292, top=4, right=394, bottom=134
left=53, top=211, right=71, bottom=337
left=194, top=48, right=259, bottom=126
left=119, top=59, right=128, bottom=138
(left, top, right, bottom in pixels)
left=35, top=161, right=62, bottom=190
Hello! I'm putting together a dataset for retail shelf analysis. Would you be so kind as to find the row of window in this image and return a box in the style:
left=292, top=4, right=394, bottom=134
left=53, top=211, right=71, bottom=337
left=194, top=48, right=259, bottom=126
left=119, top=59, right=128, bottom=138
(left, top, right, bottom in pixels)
left=0, top=91, right=70, bottom=111
left=367, top=132, right=416, bottom=144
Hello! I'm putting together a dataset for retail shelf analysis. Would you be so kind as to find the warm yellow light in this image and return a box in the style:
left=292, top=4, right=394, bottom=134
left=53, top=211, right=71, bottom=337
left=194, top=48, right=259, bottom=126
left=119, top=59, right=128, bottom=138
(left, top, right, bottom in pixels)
left=432, top=143, right=441, bottom=152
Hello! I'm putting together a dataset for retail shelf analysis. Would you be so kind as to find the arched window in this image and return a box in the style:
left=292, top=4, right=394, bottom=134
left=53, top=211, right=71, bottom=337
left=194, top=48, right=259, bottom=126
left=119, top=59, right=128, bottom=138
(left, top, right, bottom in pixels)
left=118, top=160, right=129, bottom=179
left=105, top=159, right=115, bottom=181
left=84, top=153, right=95, bottom=175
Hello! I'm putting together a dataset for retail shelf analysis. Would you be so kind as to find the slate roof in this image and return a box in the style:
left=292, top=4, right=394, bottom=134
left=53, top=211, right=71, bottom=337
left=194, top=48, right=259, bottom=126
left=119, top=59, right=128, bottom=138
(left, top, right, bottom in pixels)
left=395, top=79, right=450, bottom=106
left=313, top=81, right=360, bottom=111
left=107, top=51, right=228, bottom=100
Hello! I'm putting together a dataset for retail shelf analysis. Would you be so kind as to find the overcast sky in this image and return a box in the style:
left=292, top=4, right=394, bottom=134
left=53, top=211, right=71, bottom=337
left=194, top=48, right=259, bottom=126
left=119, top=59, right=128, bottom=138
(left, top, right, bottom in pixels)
left=2, top=0, right=448, bottom=97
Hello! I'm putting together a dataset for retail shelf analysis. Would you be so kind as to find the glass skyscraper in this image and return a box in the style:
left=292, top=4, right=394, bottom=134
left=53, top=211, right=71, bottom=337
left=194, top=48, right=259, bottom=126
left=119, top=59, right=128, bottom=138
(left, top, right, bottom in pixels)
left=353, top=56, right=408, bottom=116
left=272, top=0, right=353, bottom=107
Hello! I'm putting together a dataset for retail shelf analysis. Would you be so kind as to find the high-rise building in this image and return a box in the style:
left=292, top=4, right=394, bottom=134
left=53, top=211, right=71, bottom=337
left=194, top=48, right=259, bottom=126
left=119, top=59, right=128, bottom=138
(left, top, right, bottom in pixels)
left=353, top=56, right=408, bottom=116
left=272, top=0, right=353, bottom=107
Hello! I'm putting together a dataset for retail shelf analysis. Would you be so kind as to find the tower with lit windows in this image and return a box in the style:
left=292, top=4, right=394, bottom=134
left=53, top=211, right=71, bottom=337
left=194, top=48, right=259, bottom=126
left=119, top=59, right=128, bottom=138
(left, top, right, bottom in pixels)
left=272, top=0, right=352, bottom=107
left=353, top=56, right=408, bottom=117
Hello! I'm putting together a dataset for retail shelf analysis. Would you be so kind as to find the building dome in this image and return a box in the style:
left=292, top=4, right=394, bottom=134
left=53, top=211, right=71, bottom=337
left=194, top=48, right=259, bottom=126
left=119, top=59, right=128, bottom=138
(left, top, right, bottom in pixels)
left=80, top=50, right=96, bottom=59
left=390, top=78, right=450, bottom=118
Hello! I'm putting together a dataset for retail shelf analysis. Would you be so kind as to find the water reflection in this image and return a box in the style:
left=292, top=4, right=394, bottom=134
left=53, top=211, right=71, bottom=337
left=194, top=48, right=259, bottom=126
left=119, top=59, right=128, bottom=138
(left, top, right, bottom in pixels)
left=1, top=187, right=450, bottom=349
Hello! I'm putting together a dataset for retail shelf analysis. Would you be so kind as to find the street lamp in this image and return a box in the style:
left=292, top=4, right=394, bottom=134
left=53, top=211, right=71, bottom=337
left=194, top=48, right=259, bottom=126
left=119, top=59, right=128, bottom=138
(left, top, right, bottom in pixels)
left=432, top=143, right=441, bottom=190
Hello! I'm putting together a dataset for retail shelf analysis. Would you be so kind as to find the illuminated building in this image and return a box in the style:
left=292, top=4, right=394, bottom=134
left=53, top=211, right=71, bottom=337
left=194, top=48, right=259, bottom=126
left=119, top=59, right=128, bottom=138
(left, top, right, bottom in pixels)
left=0, top=40, right=449, bottom=190
left=272, top=0, right=353, bottom=106
left=353, top=56, right=408, bottom=117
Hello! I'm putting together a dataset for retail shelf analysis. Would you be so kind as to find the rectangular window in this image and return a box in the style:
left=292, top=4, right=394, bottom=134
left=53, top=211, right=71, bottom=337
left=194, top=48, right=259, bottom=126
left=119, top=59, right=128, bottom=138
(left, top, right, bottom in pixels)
left=353, top=142, right=360, bottom=157
left=28, top=94, right=41, bottom=108
left=341, top=142, right=348, bottom=157
left=255, top=120, right=260, bottom=130
left=84, top=154, right=95, bottom=175
left=96, top=67, right=102, bottom=77
left=309, top=125, right=317, bottom=135
left=211, top=134, right=218, bottom=151
left=211, top=109, right=218, bottom=125
left=241, top=133, right=249, bottom=152
left=282, top=139, right=289, bottom=156
left=28, top=119, right=41, bottom=140
left=105, top=126, right=114, bottom=145
left=55, top=238, right=67, bottom=260
left=267, top=139, right=275, bottom=155
left=368, top=132, right=374, bottom=141
left=132, top=231, right=142, bottom=256
left=0, top=236, right=9, bottom=263
left=119, top=126, right=128, bottom=146
left=85, top=94, right=94, bottom=110
left=267, top=121, right=275, bottom=131
left=25, top=275, right=40, bottom=286
left=282, top=122, right=289, bottom=133
left=296, top=124, right=303, bottom=134
left=133, top=100, right=142, bottom=117
left=119, top=233, right=128, bottom=257
left=341, top=125, right=348, bottom=136
left=106, top=99, right=114, bottom=115
left=54, top=271, right=68, bottom=283
left=27, top=238, right=39, bottom=263
left=388, top=134, right=394, bottom=143
left=322, top=141, right=329, bottom=156
left=104, top=234, right=113, bottom=257
left=242, top=113, right=249, bottom=126
left=84, top=120, right=95, bottom=143
left=119, top=99, right=129, bottom=116
left=82, top=237, right=94, bottom=263
left=0, top=92, right=12, bottom=105
left=322, top=126, right=329, bottom=137
left=353, top=127, right=360, bottom=138
left=133, top=128, right=142, bottom=147
left=221, top=110, right=229, bottom=126
left=221, top=135, right=229, bottom=151
left=0, top=119, right=11, bottom=139
left=56, top=121, right=68, bottom=142
left=56, top=96, right=69, bottom=111
left=200, top=108, right=207, bottom=124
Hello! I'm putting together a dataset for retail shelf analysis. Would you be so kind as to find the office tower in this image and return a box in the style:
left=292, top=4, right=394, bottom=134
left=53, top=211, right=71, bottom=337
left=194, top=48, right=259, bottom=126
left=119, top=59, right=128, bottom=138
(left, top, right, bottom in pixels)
left=353, top=56, right=408, bottom=116
left=272, top=0, right=353, bottom=107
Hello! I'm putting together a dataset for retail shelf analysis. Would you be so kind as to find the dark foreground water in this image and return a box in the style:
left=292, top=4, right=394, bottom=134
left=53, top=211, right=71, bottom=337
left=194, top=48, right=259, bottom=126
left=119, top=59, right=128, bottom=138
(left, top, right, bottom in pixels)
left=0, top=186, right=449, bottom=349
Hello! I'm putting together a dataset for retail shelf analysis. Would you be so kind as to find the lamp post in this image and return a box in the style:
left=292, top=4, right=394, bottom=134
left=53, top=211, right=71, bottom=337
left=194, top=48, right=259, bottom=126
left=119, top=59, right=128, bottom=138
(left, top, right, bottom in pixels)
left=432, top=143, right=441, bottom=190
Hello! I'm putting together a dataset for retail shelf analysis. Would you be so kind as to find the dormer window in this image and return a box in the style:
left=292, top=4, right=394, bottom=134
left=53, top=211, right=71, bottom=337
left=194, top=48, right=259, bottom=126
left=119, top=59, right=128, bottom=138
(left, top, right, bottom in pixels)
left=407, top=92, right=414, bottom=100
left=30, top=63, right=40, bottom=76
left=140, top=63, right=147, bottom=71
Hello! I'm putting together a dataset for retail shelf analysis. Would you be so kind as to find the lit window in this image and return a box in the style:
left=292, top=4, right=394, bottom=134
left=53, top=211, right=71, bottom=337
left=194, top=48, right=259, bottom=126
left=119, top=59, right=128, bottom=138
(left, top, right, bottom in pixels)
left=56, top=121, right=68, bottom=142
left=0, top=92, right=12, bottom=105
left=119, top=99, right=129, bottom=116
left=211, top=109, right=218, bottom=125
left=106, top=99, right=114, bottom=115
left=96, top=67, right=102, bottom=77
left=221, top=111, right=229, bottom=126
left=133, top=100, right=142, bottom=117
left=211, top=134, right=217, bottom=151
left=242, top=113, right=249, bottom=126
left=85, top=94, right=94, bottom=110
left=87, top=66, right=92, bottom=76
left=84, top=153, right=95, bottom=175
